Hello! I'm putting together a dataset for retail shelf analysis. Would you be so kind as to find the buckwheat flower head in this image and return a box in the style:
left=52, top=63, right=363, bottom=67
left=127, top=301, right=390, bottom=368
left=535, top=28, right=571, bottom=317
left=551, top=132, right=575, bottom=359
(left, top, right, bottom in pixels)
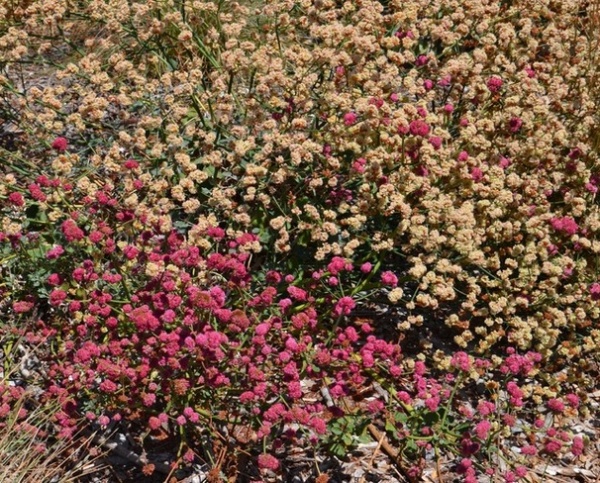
left=51, top=136, right=68, bottom=151
left=333, top=296, right=355, bottom=316
left=387, top=287, right=404, bottom=303
left=409, top=119, right=430, bottom=136
left=258, top=453, right=279, bottom=471
left=381, top=270, right=398, bottom=286
left=486, top=76, right=503, bottom=92
left=343, top=111, right=358, bottom=126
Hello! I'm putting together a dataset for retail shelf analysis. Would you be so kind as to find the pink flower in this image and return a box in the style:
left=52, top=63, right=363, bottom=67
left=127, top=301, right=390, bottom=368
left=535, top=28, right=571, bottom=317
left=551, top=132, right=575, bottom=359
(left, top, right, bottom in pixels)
left=520, top=444, right=537, bottom=456
left=487, top=76, right=503, bottom=93
left=429, top=136, right=442, bottom=150
left=47, top=273, right=62, bottom=287
left=380, top=271, right=398, bottom=287
left=477, top=400, right=495, bottom=416
left=343, top=112, right=358, bottom=126
left=8, top=192, right=25, bottom=207
left=255, top=323, right=270, bottom=336
left=409, top=119, right=430, bottom=136
left=333, top=296, right=355, bottom=316
left=13, top=299, right=34, bottom=313
left=544, top=439, right=562, bottom=454
left=565, top=393, right=580, bottom=407
left=451, top=351, right=471, bottom=371
left=49, top=289, right=67, bottom=306
left=416, top=54, right=429, bottom=66
left=327, top=256, right=351, bottom=275
left=509, top=116, right=523, bottom=133
left=257, top=453, right=280, bottom=471
left=471, top=167, right=483, bottom=182
left=51, top=136, right=68, bottom=152
left=99, top=380, right=118, bottom=393
left=46, top=245, right=65, bottom=259
left=572, top=435, right=584, bottom=456
left=499, top=156, right=511, bottom=169
left=547, top=398, right=565, bottom=413
left=148, top=416, right=162, bottom=430
left=474, top=420, right=491, bottom=439
left=287, top=286, right=307, bottom=301
left=61, top=219, right=85, bottom=242
left=367, top=399, right=384, bottom=413
left=550, top=216, right=578, bottom=235
left=589, top=283, right=600, bottom=300
left=423, top=79, right=434, bottom=90
left=458, top=150, right=469, bottom=162
left=287, top=381, right=302, bottom=399
left=97, top=415, right=110, bottom=427
left=515, top=466, right=528, bottom=478
left=352, top=157, right=366, bottom=173
left=425, top=396, right=440, bottom=411
left=124, top=159, right=139, bottom=169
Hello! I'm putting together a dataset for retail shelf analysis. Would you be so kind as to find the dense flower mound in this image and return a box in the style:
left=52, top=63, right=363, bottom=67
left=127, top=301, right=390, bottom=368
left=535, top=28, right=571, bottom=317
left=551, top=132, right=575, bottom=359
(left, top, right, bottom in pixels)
left=1, top=0, right=599, bottom=480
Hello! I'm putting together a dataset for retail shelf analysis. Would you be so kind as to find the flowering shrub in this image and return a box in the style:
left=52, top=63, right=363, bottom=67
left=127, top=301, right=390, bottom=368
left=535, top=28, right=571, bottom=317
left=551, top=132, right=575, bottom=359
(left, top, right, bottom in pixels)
left=0, top=0, right=599, bottom=480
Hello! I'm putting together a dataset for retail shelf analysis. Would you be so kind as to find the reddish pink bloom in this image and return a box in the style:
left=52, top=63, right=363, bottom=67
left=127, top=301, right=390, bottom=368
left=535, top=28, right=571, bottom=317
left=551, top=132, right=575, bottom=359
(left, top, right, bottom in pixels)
left=287, top=381, right=302, bottom=399
left=509, top=116, right=523, bottom=132
left=46, top=245, right=65, bottom=260
left=451, top=351, right=472, bottom=371
left=8, top=192, right=25, bottom=207
left=327, top=256, right=352, bottom=275
left=471, top=167, right=483, bottom=181
left=550, top=216, right=578, bottom=235
left=429, top=136, right=442, bottom=150
left=97, top=415, right=110, bottom=427
left=416, top=54, right=429, bottom=66
left=571, top=436, right=584, bottom=456
left=28, top=183, right=46, bottom=201
left=310, top=417, right=327, bottom=434
left=12, top=301, right=34, bottom=313
left=148, top=416, right=162, bottom=431
left=99, top=380, right=118, bottom=393
left=458, top=150, right=469, bottom=162
left=520, top=444, right=537, bottom=456
left=333, top=296, right=355, bottom=316
left=425, top=396, right=440, bottom=411
left=474, top=420, right=491, bottom=439
left=487, top=76, right=503, bottom=93
left=258, top=453, right=280, bottom=471
left=51, top=136, right=68, bottom=152
left=565, top=393, right=580, bottom=407
left=49, top=289, right=67, bottom=306
left=124, top=159, right=139, bottom=169
left=343, top=112, right=358, bottom=126
left=352, top=157, right=366, bottom=173
left=47, top=273, right=62, bottom=287
left=61, top=219, right=85, bottom=242
left=423, top=79, right=434, bottom=90
left=287, top=286, right=307, bottom=301
left=360, top=262, right=372, bottom=273
left=367, top=399, right=384, bottom=413
left=589, top=283, right=600, bottom=300
left=547, top=398, right=565, bottom=413
left=409, top=119, right=430, bottom=136
left=544, top=439, right=562, bottom=454
left=380, top=271, right=398, bottom=287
